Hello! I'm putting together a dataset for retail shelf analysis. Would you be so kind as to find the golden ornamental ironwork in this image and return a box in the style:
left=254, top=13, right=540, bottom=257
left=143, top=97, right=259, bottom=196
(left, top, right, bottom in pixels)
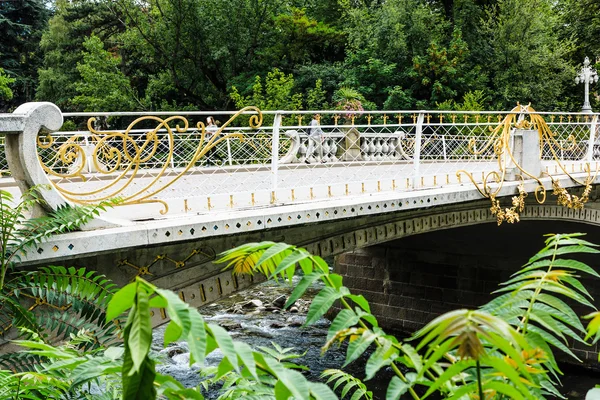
left=458, top=104, right=597, bottom=225
left=38, top=107, right=263, bottom=214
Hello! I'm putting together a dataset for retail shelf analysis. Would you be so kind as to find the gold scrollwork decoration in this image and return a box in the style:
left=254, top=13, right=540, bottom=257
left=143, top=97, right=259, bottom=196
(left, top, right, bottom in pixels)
left=39, top=107, right=263, bottom=214
left=119, top=246, right=216, bottom=281
left=457, top=103, right=598, bottom=225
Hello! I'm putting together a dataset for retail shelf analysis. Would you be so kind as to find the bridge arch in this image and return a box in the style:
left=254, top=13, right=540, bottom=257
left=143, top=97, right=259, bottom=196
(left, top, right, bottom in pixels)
left=329, top=202, right=600, bottom=364
left=308, top=196, right=600, bottom=259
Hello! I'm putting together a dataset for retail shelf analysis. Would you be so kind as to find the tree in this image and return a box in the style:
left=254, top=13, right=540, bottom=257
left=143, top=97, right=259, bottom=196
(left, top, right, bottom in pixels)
left=0, top=0, right=49, bottom=110
left=262, top=8, right=345, bottom=70
left=482, top=0, right=576, bottom=110
left=72, top=36, right=141, bottom=111
left=0, top=68, right=15, bottom=101
left=36, top=0, right=127, bottom=110
left=230, top=68, right=303, bottom=111
left=411, top=29, right=471, bottom=105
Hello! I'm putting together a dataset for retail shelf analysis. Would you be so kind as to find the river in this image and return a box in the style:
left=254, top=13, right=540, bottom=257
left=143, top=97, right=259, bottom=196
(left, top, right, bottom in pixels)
left=152, top=277, right=599, bottom=399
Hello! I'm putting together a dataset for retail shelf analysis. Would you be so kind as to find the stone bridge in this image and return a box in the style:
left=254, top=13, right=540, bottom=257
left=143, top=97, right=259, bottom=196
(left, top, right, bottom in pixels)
left=2, top=102, right=600, bottom=359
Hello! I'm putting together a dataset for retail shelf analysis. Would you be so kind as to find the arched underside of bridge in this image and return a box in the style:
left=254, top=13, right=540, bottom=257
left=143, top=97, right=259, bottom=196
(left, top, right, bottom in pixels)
left=333, top=217, right=600, bottom=365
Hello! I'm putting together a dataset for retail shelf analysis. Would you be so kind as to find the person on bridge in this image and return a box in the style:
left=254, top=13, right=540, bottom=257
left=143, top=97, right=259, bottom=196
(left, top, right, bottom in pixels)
left=205, top=116, right=220, bottom=166
left=306, top=114, right=325, bottom=164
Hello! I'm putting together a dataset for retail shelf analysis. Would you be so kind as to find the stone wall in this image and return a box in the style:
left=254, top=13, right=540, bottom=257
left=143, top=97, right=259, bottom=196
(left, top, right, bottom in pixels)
left=334, top=221, right=600, bottom=364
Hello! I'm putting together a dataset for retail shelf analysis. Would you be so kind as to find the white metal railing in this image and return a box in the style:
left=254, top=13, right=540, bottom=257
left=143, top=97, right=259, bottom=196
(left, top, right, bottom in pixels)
left=2, top=107, right=600, bottom=219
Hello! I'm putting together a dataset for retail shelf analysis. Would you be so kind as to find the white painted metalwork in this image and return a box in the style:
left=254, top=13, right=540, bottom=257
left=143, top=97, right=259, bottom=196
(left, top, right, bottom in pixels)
left=2, top=107, right=600, bottom=221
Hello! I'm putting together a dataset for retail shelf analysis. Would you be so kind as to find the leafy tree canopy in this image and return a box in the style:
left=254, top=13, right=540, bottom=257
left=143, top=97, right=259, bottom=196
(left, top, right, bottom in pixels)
left=0, top=0, right=592, bottom=112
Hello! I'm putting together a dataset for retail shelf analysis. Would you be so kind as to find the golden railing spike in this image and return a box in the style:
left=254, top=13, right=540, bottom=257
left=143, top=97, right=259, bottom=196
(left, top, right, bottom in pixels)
left=333, top=115, right=340, bottom=126
left=366, top=115, right=372, bottom=125
left=439, top=115, right=444, bottom=124
left=382, top=115, right=388, bottom=125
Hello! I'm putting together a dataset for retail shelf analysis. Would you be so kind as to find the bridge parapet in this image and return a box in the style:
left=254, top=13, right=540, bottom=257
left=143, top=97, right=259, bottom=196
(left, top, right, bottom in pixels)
left=0, top=103, right=599, bottom=225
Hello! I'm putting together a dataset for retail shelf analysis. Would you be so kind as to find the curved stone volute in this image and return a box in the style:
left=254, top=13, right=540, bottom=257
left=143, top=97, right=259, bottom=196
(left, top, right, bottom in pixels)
left=5, top=102, right=69, bottom=215
left=3, top=103, right=127, bottom=228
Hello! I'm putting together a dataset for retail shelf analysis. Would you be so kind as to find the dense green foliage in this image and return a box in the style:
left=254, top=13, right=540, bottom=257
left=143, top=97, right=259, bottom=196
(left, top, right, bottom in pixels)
left=0, top=188, right=119, bottom=372
left=2, top=233, right=600, bottom=399
left=0, top=0, right=598, bottom=112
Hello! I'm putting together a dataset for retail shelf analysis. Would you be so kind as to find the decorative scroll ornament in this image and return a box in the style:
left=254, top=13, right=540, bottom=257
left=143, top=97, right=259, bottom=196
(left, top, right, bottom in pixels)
left=38, top=107, right=263, bottom=214
left=458, top=104, right=598, bottom=225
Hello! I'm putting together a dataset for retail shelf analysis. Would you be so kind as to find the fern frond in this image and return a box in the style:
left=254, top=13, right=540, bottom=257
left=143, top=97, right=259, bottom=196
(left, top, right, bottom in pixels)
left=10, top=266, right=120, bottom=346
left=216, top=241, right=321, bottom=282
left=12, top=199, right=118, bottom=256
left=484, top=233, right=598, bottom=366
left=35, top=311, right=120, bottom=349
left=0, top=352, right=42, bottom=372
left=321, top=369, right=373, bottom=400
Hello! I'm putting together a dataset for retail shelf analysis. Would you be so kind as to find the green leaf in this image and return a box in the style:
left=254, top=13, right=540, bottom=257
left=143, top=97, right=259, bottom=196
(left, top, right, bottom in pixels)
left=328, top=309, right=360, bottom=341
left=364, top=337, right=396, bottom=380
left=106, top=282, right=136, bottom=321
left=309, top=382, right=338, bottom=400
left=234, top=341, right=258, bottom=379
left=484, top=380, right=527, bottom=400
left=216, top=356, right=234, bottom=379
left=271, top=249, right=311, bottom=279
left=275, top=379, right=292, bottom=400
left=485, top=356, right=535, bottom=397
left=400, top=344, right=423, bottom=372
left=344, top=330, right=377, bottom=367
left=122, top=340, right=156, bottom=400
left=164, top=320, right=183, bottom=347
left=528, top=245, right=599, bottom=264
left=306, top=286, right=345, bottom=326
left=528, top=325, right=580, bottom=361
left=263, top=356, right=310, bottom=400
left=208, top=324, right=239, bottom=372
left=552, top=259, right=600, bottom=278
left=187, top=310, right=206, bottom=366
left=347, top=294, right=371, bottom=313
left=525, top=331, right=561, bottom=374
left=155, top=288, right=192, bottom=339
left=127, top=285, right=153, bottom=374
left=255, top=242, right=295, bottom=271
left=386, top=376, right=410, bottom=400
left=423, top=359, right=475, bottom=397
left=285, top=271, right=324, bottom=309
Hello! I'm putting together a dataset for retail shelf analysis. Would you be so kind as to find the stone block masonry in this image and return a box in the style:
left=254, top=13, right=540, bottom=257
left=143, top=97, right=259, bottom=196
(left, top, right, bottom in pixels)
left=333, top=221, right=600, bottom=365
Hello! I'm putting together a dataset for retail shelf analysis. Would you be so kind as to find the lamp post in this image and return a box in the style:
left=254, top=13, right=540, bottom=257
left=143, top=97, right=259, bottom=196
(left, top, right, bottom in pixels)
left=575, top=57, right=598, bottom=113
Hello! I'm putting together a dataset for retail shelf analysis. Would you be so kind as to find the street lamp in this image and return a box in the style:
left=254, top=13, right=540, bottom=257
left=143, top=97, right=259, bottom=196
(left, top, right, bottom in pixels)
left=575, top=56, right=599, bottom=113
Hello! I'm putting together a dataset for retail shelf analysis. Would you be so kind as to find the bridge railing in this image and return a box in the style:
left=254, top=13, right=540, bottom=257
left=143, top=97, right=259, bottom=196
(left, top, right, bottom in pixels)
left=1, top=105, right=599, bottom=221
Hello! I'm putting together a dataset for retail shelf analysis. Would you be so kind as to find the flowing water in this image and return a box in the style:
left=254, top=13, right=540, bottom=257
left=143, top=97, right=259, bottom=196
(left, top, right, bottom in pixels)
left=152, top=278, right=599, bottom=399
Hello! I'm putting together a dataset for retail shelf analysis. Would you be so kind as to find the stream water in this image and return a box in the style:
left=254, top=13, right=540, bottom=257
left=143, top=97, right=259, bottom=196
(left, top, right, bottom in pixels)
left=152, top=278, right=599, bottom=399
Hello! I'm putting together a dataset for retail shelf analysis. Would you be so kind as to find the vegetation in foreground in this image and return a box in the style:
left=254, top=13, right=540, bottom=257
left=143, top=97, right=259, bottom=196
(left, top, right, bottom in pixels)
left=0, top=225, right=600, bottom=398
